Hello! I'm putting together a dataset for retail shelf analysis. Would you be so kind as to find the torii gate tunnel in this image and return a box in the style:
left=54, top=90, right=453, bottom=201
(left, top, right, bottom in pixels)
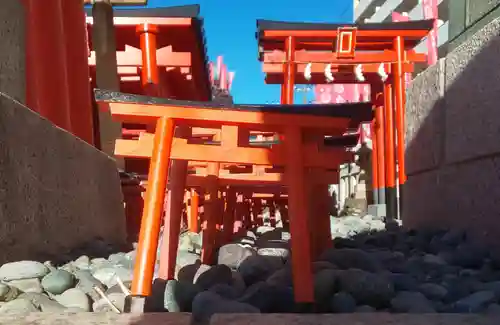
left=257, top=19, right=434, bottom=220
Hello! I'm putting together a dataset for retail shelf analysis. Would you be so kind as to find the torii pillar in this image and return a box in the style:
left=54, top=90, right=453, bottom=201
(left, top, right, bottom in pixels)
left=23, top=0, right=94, bottom=144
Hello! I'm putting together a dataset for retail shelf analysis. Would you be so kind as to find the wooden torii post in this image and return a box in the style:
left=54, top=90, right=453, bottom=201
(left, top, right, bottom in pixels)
left=257, top=19, right=433, bottom=219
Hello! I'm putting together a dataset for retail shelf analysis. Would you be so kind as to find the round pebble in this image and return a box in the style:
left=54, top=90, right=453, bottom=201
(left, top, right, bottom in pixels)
left=0, top=213, right=497, bottom=317
left=41, top=269, right=75, bottom=294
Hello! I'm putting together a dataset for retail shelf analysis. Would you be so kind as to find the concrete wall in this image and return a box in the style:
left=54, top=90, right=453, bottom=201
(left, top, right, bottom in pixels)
left=0, top=0, right=127, bottom=263
left=0, top=0, right=25, bottom=103
left=404, top=17, right=500, bottom=245
left=0, top=93, right=127, bottom=263
left=448, top=0, right=500, bottom=50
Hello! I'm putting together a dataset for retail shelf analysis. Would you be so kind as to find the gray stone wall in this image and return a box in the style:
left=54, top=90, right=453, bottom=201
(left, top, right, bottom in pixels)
left=0, top=0, right=25, bottom=103
left=0, top=94, right=127, bottom=263
left=404, top=17, right=500, bottom=245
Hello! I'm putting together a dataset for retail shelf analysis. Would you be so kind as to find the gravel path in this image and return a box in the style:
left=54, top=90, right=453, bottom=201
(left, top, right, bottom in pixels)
left=1, top=214, right=500, bottom=323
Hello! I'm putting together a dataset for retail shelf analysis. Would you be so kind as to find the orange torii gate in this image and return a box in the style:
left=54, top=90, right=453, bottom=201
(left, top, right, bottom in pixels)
left=115, top=126, right=355, bottom=239
left=256, top=19, right=433, bottom=219
left=95, top=88, right=372, bottom=306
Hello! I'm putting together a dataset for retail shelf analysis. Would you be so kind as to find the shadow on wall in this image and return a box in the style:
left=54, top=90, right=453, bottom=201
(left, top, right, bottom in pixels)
left=404, top=17, right=500, bottom=245
left=0, top=93, right=128, bottom=264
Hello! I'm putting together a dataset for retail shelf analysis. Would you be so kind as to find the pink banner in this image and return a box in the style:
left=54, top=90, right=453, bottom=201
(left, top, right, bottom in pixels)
left=219, top=63, right=228, bottom=90
left=392, top=12, right=413, bottom=88
left=422, top=0, right=438, bottom=65
left=208, top=62, right=215, bottom=84
left=228, top=71, right=235, bottom=90
left=209, top=56, right=235, bottom=92
left=314, top=84, right=372, bottom=147
left=216, top=55, right=223, bottom=79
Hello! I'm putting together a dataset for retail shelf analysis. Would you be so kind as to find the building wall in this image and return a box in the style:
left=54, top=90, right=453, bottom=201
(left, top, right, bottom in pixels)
left=448, top=0, right=500, bottom=50
left=0, top=0, right=127, bottom=263
left=404, top=16, right=500, bottom=245
left=354, top=0, right=449, bottom=74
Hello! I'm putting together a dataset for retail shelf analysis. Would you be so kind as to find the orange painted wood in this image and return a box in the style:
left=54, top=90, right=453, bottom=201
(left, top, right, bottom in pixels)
left=131, top=117, right=174, bottom=296
left=263, top=50, right=426, bottom=64
left=393, top=36, right=407, bottom=186
left=374, top=91, right=386, bottom=189
left=157, top=168, right=189, bottom=279
left=383, top=81, right=396, bottom=189
left=25, top=0, right=72, bottom=132
left=114, top=137, right=351, bottom=169
left=201, top=163, right=220, bottom=264
left=262, top=62, right=415, bottom=74
left=283, top=36, right=296, bottom=105
left=261, top=28, right=431, bottom=40
left=88, top=45, right=191, bottom=67
left=102, top=92, right=360, bottom=304
left=371, top=119, right=379, bottom=193
left=189, top=189, right=200, bottom=233
left=137, top=23, right=159, bottom=94
left=86, top=16, right=193, bottom=28
left=157, top=125, right=192, bottom=280
left=308, top=175, right=332, bottom=259
left=140, top=168, right=339, bottom=187
left=336, top=27, right=357, bottom=59
left=284, top=126, right=314, bottom=302
left=222, top=188, right=236, bottom=243
left=62, top=0, right=94, bottom=144
left=102, top=102, right=353, bottom=131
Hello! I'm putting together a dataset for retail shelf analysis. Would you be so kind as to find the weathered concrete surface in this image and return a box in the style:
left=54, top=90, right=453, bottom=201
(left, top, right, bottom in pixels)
left=0, top=313, right=191, bottom=325
left=466, top=0, right=500, bottom=27
left=404, top=156, right=500, bottom=244
left=437, top=157, right=500, bottom=243
left=0, top=0, right=25, bottom=103
left=0, top=94, right=126, bottom=263
left=212, top=314, right=499, bottom=325
left=405, top=58, right=445, bottom=174
left=445, top=17, right=500, bottom=164
left=0, top=313, right=495, bottom=325
left=402, top=169, right=445, bottom=231
left=404, top=17, right=500, bottom=245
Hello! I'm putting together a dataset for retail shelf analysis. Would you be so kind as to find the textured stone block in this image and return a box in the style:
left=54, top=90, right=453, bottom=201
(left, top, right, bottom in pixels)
left=0, top=312, right=191, bottom=325
left=0, top=95, right=126, bottom=263
left=438, top=156, right=500, bottom=245
left=0, top=0, right=25, bottom=102
left=405, top=58, right=445, bottom=174
left=402, top=169, right=447, bottom=231
left=444, top=17, right=500, bottom=164
left=404, top=156, right=500, bottom=246
left=367, top=204, right=386, bottom=218
left=211, top=314, right=499, bottom=325
left=466, top=0, right=500, bottom=27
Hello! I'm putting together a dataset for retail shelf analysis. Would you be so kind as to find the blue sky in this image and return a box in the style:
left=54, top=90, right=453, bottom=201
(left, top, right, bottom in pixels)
left=98, top=0, right=353, bottom=103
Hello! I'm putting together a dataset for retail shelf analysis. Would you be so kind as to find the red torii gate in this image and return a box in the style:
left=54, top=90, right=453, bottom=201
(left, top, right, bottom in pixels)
left=257, top=19, right=433, bottom=219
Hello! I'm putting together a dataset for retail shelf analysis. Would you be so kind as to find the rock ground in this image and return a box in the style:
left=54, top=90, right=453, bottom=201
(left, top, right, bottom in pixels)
left=0, top=214, right=500, bottom=323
